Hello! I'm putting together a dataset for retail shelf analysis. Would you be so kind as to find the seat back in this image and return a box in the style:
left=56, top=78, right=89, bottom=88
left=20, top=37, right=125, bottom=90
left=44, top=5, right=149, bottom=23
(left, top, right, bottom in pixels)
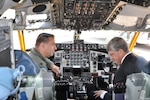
left=15, top=50, right=40, bottom=75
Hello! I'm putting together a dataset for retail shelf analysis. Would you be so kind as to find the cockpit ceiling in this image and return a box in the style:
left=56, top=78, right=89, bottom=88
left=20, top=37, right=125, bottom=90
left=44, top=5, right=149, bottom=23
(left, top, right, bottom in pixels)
left=0, top=0, right=150, bottom=32
left=104, top=1, right=150, bottom=32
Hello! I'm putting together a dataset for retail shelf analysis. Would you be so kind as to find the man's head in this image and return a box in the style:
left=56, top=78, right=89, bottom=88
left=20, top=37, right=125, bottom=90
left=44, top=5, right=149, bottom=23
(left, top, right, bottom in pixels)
left=35, top=33, right=57, bottom=57
left=106, top=37, right=129, bottom=64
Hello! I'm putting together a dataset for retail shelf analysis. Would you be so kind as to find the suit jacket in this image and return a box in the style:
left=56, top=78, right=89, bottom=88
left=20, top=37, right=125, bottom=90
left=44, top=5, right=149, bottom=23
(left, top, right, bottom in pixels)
left=142, top=61, right=150, bottom=75
left=103, top=53, right=147, bottom=100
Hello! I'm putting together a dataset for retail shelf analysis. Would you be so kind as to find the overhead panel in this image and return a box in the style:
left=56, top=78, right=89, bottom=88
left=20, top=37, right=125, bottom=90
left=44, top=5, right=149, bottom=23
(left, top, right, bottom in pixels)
left=62, top=0, right=119, bottom=31
left=1, top=0, right=150, bottom=31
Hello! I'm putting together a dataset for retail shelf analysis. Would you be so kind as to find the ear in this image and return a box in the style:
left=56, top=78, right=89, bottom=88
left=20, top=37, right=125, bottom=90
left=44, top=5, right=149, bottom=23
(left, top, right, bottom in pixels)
left=40, top=42, right=46, bottom=48
left=118, top=49, right=124, bottom=54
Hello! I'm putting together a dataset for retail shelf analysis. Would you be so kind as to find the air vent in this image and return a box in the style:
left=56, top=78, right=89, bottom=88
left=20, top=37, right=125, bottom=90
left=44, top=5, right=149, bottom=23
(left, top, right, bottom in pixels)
left=33, top=4, right=47, bottom=13
left=12, top=0, right=21, bottom=3
left=31, top=0, right=51, bottom=4
left=27, top=3, right=50, bottom=15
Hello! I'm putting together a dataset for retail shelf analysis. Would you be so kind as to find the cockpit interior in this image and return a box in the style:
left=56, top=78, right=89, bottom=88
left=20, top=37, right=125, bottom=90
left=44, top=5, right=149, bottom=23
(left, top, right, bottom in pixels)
left=0, top=0, right=150, bottom=100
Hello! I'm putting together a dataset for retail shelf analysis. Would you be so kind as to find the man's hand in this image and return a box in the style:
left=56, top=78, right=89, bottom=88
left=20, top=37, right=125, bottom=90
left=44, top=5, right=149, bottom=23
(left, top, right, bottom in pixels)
left=93, top=90, right=107, bottom=99
left=50, top=64, right=60, bottom=76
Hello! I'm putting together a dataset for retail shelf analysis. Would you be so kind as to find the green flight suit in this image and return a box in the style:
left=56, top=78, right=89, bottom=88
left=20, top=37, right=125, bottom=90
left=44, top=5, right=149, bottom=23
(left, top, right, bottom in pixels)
left=26, top=48, right=56, bottom=100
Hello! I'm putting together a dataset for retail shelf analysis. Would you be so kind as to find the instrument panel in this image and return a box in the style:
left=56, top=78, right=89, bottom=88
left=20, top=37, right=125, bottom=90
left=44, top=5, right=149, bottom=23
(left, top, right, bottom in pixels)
left=54, top=39, right=116, bottom=81
left=54, top=39, right=116, bottom=99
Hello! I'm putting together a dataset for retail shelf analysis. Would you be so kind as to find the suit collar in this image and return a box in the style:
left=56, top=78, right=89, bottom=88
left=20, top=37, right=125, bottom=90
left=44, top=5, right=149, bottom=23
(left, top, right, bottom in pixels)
left=121, top=52, right=132, bottom=64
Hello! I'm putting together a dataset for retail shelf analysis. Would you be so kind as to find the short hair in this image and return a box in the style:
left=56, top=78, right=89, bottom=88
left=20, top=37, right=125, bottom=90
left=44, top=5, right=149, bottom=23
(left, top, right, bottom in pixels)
left=35, top=33, right=54, bottom=47
left=106, top=37, right=129, bottom=52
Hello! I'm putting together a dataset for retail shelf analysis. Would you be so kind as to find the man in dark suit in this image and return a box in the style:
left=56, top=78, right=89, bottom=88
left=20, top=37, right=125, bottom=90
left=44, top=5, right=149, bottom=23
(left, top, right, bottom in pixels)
left=93, top=37, right=148, bottom=100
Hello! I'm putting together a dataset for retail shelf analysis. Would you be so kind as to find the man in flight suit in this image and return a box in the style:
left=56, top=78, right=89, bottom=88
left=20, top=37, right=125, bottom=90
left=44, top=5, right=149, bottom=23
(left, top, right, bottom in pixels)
left=29, top=33, right=60, bottom=100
